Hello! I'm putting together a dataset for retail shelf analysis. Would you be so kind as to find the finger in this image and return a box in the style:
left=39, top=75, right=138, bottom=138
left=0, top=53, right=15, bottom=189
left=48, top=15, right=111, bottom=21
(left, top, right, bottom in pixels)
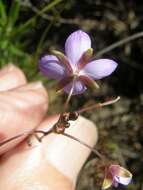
left=0, top=82, right=48, bottom=155
left=0, top=115, right=97, bottom=190
left=0, top=64, right=27, bottom=91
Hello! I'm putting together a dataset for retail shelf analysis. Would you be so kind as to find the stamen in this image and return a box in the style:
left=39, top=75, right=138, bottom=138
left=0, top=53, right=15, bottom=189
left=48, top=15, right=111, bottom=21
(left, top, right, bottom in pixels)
left=78, top=48, right=93, bottom=69
left=79, top=75, right=100, bottom=89
left=51, top=50, right=73, bottom=73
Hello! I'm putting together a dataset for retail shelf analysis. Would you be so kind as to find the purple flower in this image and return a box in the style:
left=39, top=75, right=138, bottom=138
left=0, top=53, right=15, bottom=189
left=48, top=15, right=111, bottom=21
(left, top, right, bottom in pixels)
left=102, top=165, right=132, bottom=190
left=39, top=30, right=118, bottom=95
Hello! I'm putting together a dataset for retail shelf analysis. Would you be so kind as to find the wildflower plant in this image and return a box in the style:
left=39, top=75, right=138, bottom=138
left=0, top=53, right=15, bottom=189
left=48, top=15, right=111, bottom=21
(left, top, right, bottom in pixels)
left=38, top=30, right=132, bottom=189
left=0, top=30, right=132, bottom=189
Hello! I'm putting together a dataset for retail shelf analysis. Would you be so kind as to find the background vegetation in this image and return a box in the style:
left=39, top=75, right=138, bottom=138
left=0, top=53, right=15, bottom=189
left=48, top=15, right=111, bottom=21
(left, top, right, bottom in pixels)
left=1, top=0, right=143, bottom=189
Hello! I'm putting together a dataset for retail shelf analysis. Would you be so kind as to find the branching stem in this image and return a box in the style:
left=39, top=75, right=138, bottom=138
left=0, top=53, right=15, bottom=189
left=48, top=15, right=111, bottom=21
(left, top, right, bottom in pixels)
left=77, top=96, right=120, bottom=114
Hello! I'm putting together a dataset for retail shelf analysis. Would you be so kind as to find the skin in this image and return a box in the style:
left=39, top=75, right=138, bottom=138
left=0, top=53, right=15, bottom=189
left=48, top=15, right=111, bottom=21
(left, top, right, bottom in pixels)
left=0, top=64, right=98, bottom=190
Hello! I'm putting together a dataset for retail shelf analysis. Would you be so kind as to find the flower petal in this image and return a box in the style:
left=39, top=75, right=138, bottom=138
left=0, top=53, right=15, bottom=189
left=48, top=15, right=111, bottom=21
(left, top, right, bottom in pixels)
left=114, top=175, right=132, bottom=186
left=102, top=176, right=113, bottom=190
left=39, top=55, right=66, bottom=80
left=115, top=167, right=132, bottom=185
left=64, top=79, right=87, bottom=95
left=83, top=59, right=118, bottom=79
left=110, top=165, right=132, bottom=186
left=65, top=30, right=91, bottom=66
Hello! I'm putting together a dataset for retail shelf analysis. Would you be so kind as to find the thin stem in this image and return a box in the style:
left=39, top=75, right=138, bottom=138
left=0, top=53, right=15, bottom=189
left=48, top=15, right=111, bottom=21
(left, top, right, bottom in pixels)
left=34, top=129, right=105, bottom=161
left=99, top=96, right=120, bottom=106
left=78, top=96, right=120, bottom=114
left=35, top=129, right=53, bottom=141
left=0, top=97, right=120, bottom=147
left=63, top=79, right=75, bottom=113
left=12, top=0, right=63, bottom=36
left=62, top=132, right=104, bottom=161
left=35, top=21, right=53, bottom=61
left=94, top=31, right=143, bottom=58
left=0, top=133, right=24, bottom=146
left=0, top=127, right=54, bottom=147
left=0, top=129, right=105, bottom=162
left=63, top=88, right=73, bottom=112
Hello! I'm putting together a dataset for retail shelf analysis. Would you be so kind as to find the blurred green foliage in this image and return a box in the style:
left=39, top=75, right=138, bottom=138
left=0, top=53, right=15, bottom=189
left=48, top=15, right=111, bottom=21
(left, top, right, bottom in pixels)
left=0, top=0, right=63, bottom=79
left=0, top=0, right=29, bottom=66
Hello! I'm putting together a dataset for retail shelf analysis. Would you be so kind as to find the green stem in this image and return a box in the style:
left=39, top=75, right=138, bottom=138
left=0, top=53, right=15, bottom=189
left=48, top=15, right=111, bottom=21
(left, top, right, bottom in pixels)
left=34, top=21, right=53, bottom=63
left=12, top=0, right=63, bottom=36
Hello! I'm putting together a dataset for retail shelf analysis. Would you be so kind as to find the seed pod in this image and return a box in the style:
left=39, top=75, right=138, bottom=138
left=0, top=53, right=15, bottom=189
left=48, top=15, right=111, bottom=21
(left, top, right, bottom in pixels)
left=65, top=122, right=70, bottom=128
left=62, top=113, right=70, bottom=122
left=54, top=123, right=65, bottom=134
left=69, top=112, right=79, bottom=121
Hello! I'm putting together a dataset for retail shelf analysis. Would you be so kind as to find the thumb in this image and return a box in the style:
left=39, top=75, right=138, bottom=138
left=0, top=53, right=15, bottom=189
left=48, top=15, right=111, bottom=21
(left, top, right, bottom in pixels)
left=0, top=115, right=98, bottom=190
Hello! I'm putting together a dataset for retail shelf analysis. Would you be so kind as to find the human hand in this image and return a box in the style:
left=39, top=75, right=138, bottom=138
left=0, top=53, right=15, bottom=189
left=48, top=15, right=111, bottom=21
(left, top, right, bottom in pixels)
left=0, top=64, right=97, bottom=190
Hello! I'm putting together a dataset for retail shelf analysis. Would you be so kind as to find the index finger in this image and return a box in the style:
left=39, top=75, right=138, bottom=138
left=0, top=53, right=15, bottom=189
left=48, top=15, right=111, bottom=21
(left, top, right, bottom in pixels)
left=0, top=65, right=48, bottom=155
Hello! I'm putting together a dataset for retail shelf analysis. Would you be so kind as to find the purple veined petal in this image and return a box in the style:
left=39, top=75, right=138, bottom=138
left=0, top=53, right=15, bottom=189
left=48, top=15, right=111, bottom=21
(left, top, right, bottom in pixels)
left=65, top=30, right=91, bottom=66
left=83, top=59, right=118, bottom=80
left=39, top=55, right=66, bottom=80
left=64, top=79, right=87, bottom=95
